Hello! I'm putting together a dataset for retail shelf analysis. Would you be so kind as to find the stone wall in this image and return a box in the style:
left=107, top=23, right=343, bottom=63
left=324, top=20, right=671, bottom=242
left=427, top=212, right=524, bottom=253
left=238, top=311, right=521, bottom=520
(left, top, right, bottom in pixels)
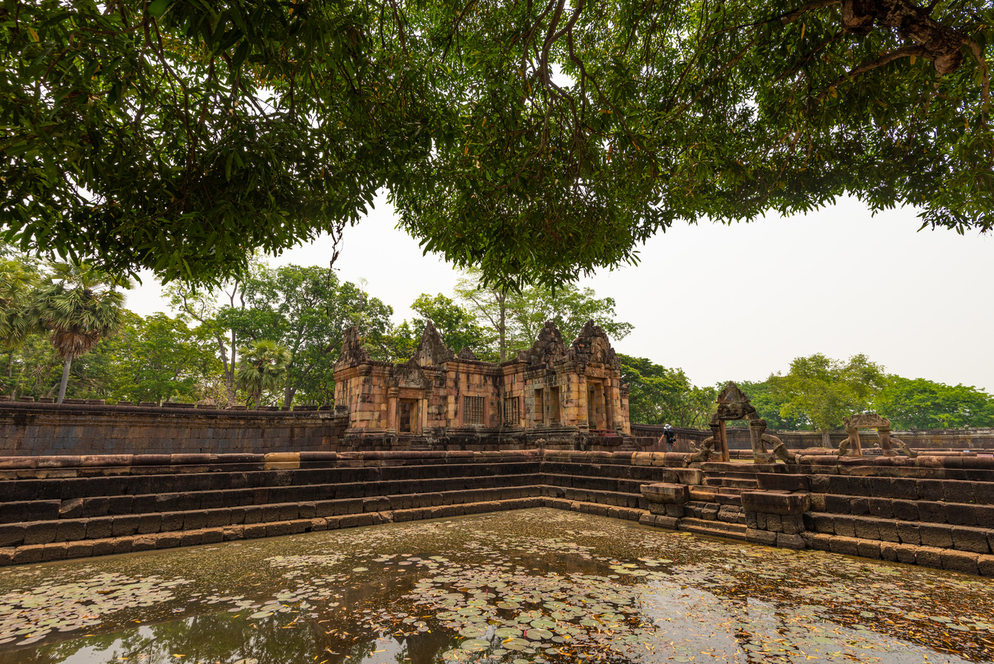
left=0, top=401, right=346, bottom=456
left=630, top=423, right=994, bottom=452
left=1, top=446, right=993, bottom=579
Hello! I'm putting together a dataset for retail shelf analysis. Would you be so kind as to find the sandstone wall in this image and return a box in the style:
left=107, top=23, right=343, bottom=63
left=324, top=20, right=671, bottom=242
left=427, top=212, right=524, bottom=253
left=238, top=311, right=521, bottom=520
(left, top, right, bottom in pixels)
left=0, top=447, right=993, bottom=579
left=0, top=401, right=346, bottom=456
left=630, top=423, right=994, bottom=451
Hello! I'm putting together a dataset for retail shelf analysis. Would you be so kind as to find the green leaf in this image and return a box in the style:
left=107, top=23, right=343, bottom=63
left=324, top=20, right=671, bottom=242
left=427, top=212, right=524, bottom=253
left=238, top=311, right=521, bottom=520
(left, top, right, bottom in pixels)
left=148, top=0, right=170, bottom=18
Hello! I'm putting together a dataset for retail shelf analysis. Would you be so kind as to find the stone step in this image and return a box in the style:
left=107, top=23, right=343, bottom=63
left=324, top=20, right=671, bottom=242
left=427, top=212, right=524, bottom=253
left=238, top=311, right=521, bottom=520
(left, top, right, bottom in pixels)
left=0, top=463, right=543, bottom=503
left=0, top=496, right=551, bottom=566
left=701, top=462, right=785, bottom=474
left=809, top=493, right=994, bottom=526
left=677, top=517, right=748, bottom=541
left=689, top=486, right=718, bottom=502
left=0, top=475, right=543, bottom=520
left=704, top=477, right=760, bottom=489
left=539, top=485, right=645, bottom=510
left=716, top=492, right=743, bottom=506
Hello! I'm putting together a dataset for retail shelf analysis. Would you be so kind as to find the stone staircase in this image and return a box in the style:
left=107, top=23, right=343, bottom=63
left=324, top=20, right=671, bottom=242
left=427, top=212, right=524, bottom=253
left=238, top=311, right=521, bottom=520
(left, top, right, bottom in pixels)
left=669, top=462, right=787, bottom=542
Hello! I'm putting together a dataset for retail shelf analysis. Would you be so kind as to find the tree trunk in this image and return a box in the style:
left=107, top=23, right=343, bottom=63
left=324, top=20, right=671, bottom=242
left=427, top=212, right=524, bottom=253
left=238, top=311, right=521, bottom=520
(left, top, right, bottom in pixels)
left=57, top=358, right=71, bottom=404
left=498, top=292, right=507, bottom=362
left=283, top=380, right=296, bottom=410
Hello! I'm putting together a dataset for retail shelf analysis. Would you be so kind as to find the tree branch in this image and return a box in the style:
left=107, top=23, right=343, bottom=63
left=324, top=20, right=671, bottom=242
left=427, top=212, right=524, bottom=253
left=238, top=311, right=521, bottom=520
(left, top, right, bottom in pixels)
left=780, top=0, right=842, bottom=24
left=815, top=44, right=927, bottom=103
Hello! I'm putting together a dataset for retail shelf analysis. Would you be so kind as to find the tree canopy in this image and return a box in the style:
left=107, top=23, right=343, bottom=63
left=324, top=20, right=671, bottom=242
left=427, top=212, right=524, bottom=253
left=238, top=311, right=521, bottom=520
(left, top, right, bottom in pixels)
left=2, top=0, right=990, bottom=290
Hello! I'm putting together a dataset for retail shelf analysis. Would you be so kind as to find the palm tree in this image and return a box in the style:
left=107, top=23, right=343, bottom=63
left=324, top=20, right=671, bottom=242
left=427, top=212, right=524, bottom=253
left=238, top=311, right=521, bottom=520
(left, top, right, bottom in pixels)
left=235, top=339, right=290, bottom=409
left=0, top=259, right=38, bottom=394
left=28, top=262, right=131, bottom=403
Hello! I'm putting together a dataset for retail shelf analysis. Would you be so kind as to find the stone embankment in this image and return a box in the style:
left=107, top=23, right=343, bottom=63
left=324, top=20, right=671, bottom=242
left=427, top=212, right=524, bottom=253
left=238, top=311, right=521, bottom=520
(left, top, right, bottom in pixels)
left=0, top=448, right=992, bottom=578
left=0, top=400, right=346, bottom=455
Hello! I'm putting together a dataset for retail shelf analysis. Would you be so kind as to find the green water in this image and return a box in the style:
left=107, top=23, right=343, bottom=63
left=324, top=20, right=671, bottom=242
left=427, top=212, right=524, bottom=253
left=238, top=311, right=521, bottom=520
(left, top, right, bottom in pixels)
left=0, top=508, right=991, bottom=663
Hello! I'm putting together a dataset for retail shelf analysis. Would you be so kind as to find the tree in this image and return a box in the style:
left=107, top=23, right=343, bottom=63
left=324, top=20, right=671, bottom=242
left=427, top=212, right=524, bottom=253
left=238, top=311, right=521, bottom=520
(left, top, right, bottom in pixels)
left=3, top=1, right=989, bottom=291
left=735, top=380, right=808, bottom=430
left=26, top=262, right=130, bottom=403
left=408, top=294, right=493, bottom=358
left=168, top=278, right=244, bottom=406
left=108, top=312, right=223, bottom=404
left=235, top=340, right=290, bottom=409
left=0, top=257, right=38, bottom=390
left=222, top=264, right=393, bottom=407
left=767, top=353, right=887, bottom=431
left=873, top=377, right=994, bottom=429
left=618, top=355, right=693, bottom=425
left=454, top=269, right=633, bottom=361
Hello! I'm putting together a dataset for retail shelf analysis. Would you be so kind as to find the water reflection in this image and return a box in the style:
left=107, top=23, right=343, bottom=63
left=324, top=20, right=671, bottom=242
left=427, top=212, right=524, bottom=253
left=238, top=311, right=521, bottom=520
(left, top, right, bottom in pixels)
left=0, top=508, right=991, bottom=663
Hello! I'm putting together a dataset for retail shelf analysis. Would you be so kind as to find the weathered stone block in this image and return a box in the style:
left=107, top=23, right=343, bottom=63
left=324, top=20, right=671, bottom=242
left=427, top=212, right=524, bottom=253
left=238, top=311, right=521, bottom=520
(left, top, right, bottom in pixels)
left=867, top=498, right=894, bottom=519
left=856, top=540, right=881, bottom=559
left=892, top=500, right=919, bottom=522
left=918, top=501, right=946, bottom=523
left=975, top=483, right=994, bottom=506
left=978, top=554, right=994, bottom=577
left=853, top=518, right=879, bottom=541
left=919, top=523, right=954, bottom=549
left=178, top=531, right=202, bottom=547
left=916, top=480, right=946, bottom=502
left=894, top=543, right=919, bottom=565
left=756, top=474, right=810, bottom=492
left=672, top=468, right=703, bottom=485
left=740, top=492, right=809, bottom=515
left=941, top=549, right=979, bottom=575
left=802, top=532, right=833, bottom=551
left=833, top=515, right=856, bottom=538
left=915, top=546, right=944, bottom=570
left=56, top=520, right=87, bottom=542
left=889, top=478, right=919, bottom=500
left=0, top=524, right=25, bottom=548
left=131, top=536, right=156, bottom=552
left=746, top=529, right=778, bottom=546
left=808, top=475, right=831, bottom=493
left=811, top=513, right=834, bottom=534
left=809, top=493, right=827, bottom=512
left=829, top=536, right=860, bottom=556
left=951, top=526, right=991, bottom=554
left=654, top=516, right=680, bottom=530
left=782, top=514, right=804, bottom=535
left=777, top=533, right=806, bottom=550
left=23, top=521, right=58, bottom=545
left=943, top=481, right=975, bottom=505
left=849, top=497, right=870, bottom=515
left=897, top=522, right=921, bottom=545
left=640, top=483, right=689, bottom=504
left=763, top=513, right=781, bottom=532
left=975, top=505, right=994, bottom=528
left=874, top=519, right=900, bottom=543
left=86, top=517, right=114, bottom=540
left=823, top=494, right=851, bottom=514
left=90, top=538, right=116, bottom=557
left=112, top=515, right=141, bottom=537
left=880, top=542, right=898, bottom=562
left=827, top=476, right=852, bottom=495
left=946, top=504, right=978, bottom=527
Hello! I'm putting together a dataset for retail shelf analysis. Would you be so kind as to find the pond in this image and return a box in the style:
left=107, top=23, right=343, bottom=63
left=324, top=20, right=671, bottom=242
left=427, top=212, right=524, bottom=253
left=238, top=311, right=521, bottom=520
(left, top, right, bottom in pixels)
left=0, top=508, right=992, bottom=664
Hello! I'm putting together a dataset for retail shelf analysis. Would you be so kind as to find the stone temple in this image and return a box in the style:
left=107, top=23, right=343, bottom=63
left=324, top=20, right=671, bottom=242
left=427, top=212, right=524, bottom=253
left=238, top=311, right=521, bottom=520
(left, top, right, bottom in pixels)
left=332, top=320, right=633, bottom=450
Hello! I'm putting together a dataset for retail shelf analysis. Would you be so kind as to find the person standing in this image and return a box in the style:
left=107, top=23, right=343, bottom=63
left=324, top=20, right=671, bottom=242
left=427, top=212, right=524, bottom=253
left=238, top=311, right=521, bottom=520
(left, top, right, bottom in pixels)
left=663, top=424, right=676, bottom=451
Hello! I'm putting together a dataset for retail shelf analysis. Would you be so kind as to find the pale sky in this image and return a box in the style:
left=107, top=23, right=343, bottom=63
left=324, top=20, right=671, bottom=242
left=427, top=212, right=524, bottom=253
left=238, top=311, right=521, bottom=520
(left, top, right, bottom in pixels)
left=126, top=194, right=994, bottom=393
